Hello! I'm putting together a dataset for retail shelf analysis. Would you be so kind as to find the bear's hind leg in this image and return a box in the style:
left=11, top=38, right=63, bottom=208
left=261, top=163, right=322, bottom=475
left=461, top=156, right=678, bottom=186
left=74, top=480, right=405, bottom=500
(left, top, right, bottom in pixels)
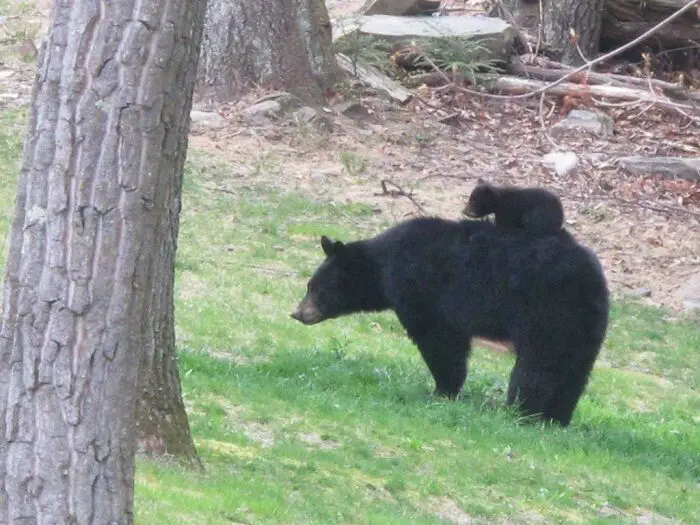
left=506, top=357, right=560, bottom=423
left=545, top=363, right=595, bottom=426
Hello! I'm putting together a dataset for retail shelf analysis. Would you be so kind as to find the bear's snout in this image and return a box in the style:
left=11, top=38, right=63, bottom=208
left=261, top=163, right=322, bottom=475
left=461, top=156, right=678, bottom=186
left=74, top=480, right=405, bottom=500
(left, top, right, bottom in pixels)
left=290, top=299, right=322, bottom=325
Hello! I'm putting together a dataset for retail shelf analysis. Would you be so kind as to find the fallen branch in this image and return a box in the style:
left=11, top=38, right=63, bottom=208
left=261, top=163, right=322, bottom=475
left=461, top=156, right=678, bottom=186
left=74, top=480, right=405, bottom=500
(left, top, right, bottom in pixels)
left=613, top=196, right=700, bottom=220
left=507, top=61, right=700, bottom=104
left=202, top=184, right=237, bottom=196
left=336, top=53, right=413, bottom=104
left=403, top=71, right=455, bottom=88
left=376, top=179, right=426, bottom=214
left=473, top=74, right=700, bottom=121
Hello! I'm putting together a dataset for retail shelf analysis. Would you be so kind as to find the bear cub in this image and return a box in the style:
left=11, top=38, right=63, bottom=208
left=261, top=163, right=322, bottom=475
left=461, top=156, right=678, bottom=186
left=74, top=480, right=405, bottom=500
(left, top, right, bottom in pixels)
left=463, top=179, right=564, bottom=234
left=292, top=217, right=609, bottom=427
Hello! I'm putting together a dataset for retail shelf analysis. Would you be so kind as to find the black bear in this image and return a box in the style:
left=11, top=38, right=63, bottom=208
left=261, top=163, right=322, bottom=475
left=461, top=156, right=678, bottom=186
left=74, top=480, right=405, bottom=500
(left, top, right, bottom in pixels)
left=463, top=180, right=564, bottom=234
left=292, top=217, right=609, bottom=427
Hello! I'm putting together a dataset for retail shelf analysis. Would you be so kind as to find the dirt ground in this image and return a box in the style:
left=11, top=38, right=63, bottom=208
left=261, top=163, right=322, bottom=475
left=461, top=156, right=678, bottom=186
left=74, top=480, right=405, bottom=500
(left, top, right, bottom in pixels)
left=1, top=0, right=699, bottom=311
left=189, top=89, right=699, bottom=311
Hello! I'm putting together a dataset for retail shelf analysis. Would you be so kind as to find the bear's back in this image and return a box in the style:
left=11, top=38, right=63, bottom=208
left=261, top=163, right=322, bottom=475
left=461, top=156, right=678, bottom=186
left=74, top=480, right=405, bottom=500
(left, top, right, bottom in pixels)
left=365, top=216, right=608, bottom=341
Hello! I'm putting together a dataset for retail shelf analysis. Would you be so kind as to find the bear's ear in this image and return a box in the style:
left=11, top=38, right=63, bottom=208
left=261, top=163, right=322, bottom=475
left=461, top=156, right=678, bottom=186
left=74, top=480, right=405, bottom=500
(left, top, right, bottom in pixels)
left=476, top=177, right=487, bottom=185
left=321, top=235, right=345, bottom=257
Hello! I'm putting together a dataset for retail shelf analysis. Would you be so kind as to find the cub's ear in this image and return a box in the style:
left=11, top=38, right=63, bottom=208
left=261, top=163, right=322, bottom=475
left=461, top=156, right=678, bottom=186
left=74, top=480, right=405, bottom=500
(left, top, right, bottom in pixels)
left=321, top=235, right=345, bottom=257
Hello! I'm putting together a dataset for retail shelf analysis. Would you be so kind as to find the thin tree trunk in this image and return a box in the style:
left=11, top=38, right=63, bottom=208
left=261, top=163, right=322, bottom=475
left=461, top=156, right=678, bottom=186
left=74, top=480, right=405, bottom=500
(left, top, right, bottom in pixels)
left=543, top=0, right=604, bottom=66
left=197, top=0, right=341, bottom=103
left=0, top=0, right=207, bottom=522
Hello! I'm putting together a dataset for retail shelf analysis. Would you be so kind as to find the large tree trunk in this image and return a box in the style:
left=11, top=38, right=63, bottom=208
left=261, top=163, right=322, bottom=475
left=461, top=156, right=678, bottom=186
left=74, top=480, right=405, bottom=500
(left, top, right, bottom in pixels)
left=602, top=0, right=700, bottom=53
left=0, top=0, right=206, bottom=522
left=543, top=0, right=604, bottom=65
left=197, top=0, right=341, bottom=103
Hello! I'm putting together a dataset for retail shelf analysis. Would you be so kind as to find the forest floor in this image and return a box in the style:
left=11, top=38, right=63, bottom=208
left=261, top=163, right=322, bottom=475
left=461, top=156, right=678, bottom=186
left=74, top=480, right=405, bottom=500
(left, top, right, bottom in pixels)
left=188, top=90, right=700, bottom=312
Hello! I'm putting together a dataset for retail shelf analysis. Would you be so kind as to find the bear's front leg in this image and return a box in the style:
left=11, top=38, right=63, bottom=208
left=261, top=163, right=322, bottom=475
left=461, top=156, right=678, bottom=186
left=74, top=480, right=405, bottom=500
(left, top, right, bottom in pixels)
left=411, top=331, right=471, bottom=399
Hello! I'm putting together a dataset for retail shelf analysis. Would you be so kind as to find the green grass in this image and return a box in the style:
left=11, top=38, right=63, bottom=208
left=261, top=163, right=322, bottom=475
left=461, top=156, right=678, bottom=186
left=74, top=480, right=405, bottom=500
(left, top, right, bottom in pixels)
left=1, top=105, right=698, bottom=524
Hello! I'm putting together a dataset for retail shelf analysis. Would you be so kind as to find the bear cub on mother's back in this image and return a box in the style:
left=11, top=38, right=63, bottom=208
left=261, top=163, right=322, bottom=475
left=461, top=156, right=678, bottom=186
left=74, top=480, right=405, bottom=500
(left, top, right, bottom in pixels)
left=463, top=180, right=564, bottom=234
left=292, top=218, right=609, bottom=427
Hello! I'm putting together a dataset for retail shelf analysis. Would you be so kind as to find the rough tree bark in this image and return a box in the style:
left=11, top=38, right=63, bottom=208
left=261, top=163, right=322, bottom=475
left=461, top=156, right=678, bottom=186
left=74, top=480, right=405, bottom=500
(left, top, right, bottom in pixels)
left=197, top=0, right=341, bottom=103
left=0, top=0, right=206, bottom=522
left=602, top=0, right=700, bottom=52
left=543, top=0, right=604, bottom=66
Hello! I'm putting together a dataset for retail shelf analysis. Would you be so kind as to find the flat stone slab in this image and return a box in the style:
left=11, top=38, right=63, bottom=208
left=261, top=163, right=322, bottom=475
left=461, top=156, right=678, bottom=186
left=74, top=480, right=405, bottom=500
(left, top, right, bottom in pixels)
left=334, top=15, right=515, bottom=62
left=190, top=110, right=226, bottom=130
left=617, top=156, right=700, bottom=181
left=365, top=0, right=442, bottom=16
left=359, top=14, right=512, bottom=40
left=550, top=109, right=614, bottom=138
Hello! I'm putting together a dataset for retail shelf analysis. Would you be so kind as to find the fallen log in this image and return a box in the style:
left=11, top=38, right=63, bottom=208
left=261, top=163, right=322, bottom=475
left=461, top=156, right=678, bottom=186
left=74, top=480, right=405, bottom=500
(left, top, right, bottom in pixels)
left=472, top=74, right=700, bottom=120
left=507, top=60, right=700, bottom=103
left=336, top=53, right=413, bottom=104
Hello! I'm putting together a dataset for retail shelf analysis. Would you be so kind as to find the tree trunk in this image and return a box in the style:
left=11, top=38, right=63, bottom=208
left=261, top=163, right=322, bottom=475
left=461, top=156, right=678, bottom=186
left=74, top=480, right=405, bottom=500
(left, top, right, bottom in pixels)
left=134, top=198, right=200, bottom=464
left=492, top=0, right=521, bottom=19
left=602, top=0, right=700, bottom=53
left=543, top=0, right=604, bottom=66
left=0, top=0, right=206, bottom=522
left=197, top=0, right=341, bottom=103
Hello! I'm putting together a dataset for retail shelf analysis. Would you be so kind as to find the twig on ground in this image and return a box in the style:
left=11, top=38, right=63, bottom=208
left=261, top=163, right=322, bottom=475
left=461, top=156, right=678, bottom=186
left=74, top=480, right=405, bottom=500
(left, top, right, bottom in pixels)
left=245, top=265, right=298, bottom=277
left=202, top=184, right=237, bottom=196
left=614, top=197, right=700, bottom=219
left=377, top=179, right=427, bottom=214
left=416, top=173, right=476, bottom=183
left=538, top=91, right=561, bottom=149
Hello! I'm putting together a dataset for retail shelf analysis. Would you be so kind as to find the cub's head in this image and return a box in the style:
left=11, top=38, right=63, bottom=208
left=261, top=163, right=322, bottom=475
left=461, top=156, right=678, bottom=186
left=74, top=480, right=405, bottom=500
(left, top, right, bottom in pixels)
left=462, top=179, right=498, bottom=218
left=291, top=236, right=366, bottom=325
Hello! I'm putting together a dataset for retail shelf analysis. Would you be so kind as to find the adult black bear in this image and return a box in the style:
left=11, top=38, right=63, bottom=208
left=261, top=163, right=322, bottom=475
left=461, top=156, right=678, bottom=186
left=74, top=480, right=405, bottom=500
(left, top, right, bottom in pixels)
left=463, top=180, right=564, bottom=234
left=292, top=217, right=609, bottom=427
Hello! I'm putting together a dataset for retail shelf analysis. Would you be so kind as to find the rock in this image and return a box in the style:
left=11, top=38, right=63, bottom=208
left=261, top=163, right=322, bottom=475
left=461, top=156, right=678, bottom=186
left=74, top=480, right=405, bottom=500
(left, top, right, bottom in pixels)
left=636, top=512, right=684, bottom=525
left=541, top=151, right=579, bottom=177
left=333, top=100, right=370, bottom=119
left=17, top=38, right=38, bottom=62
left=334, top=15, right=515, bottom=63
left=617, top=156, right=700, bottom=182
left=335, top=53, right=413, bottom=104
left=240, top=100, right=283, bottom=123
left=262, top=92, right=304, bottom=112
left=364, top=0, right=442, bottom=16
left=190, top=110, right=226, bottom=130
left=291, top=106, right=333, bottom=132
left=680, top=273, right=700, bottom=312
left=623, top=287, right=652, bottom=299
left=550, top=109, right=614, bottom=139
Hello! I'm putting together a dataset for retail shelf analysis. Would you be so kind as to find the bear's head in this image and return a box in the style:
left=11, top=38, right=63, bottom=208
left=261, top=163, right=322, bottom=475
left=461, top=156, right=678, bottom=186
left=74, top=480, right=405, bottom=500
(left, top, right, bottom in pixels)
left=462, top=179, right=498, bottom=218
left=291, top=235, right=381, bottom=325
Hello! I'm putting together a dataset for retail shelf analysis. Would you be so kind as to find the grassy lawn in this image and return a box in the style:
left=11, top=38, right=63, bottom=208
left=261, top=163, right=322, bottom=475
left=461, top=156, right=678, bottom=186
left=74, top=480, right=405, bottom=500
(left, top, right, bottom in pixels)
left=1, top=107, right=698, bottom=524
